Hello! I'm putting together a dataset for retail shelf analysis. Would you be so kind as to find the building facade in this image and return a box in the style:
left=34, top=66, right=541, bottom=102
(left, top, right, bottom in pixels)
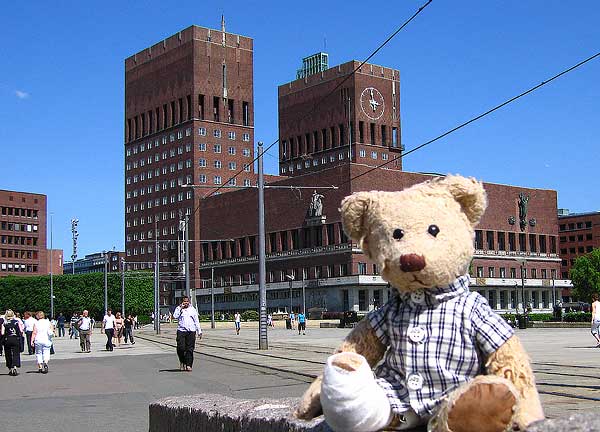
left=0, top=189, right=47, bottom=276
left=124, top=23, right=254, bottom=305
left=47, top=249, right=64, bottom=275
left=558, top=210, right=600, bottom=301
left=63, top=251, right=124, bottom=274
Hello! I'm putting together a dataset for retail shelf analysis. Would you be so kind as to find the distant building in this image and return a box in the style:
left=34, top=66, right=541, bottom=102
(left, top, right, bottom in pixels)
left=0, top=189, right=47, bottom=276
left=63, top=251, right=124, bottom=274
left=558, top=210, right=600, bottom=280
left=47, top=249, right=64, bottom=275
left=296, top=52, right=329, bottom=79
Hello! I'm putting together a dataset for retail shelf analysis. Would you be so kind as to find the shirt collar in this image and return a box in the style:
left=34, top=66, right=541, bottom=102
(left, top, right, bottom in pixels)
left=396, top=274, right=470, bottom=306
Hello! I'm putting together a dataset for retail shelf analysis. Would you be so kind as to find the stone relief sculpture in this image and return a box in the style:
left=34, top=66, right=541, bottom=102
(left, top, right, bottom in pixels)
left=308, top=190, right=324, bottom=217
left=518, top=192, right=530, bottom=231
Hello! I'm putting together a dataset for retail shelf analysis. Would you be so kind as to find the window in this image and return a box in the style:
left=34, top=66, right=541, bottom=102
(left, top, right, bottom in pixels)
left=185, top=159, right=192, bottom=168
left=177, top=130, right=183, bottom=139
left=214, top=129, right=222, bottom=138
left=199, top=174, right=207, bottom=183
left=358, top=262, right=367, bottom=275
left=382, top=153, right=389, bottom=160
left=214, top=160, right=222, bottom=169
left=475, top=230, right=483, bottom=249
left=242, top=148, right=251, bottom=157
left=359, top=149, right=366, bottom=157
left=242, top=101, right=249, bottom=126
left=198, top=127, right=206, bottom=136
left=486, top=231, right=494, bottom=250
left=228, top=162, right=237, bottom=170
left=488, top=267, right=494, bottom=278
left=214, top=144, right=221, bottom=153
left=198, top=158, right=206, bottom=167
left=185, top=127, right=192, bottom=136
left=228, top=146, right=236, bottom=155
left=476, top=266, right=484, bottom=277
left=499, top=267, right=506, bottom=278
left=244, top=163, right=251, bottom=172
left=243, top=179, right=251, bottom=187
left=242, top=133, right=250, bottom=142
left=228, top=131, right=236, bottom=140
left=228, top=178, right=236, bottom=186
left=498, top=232, right=506, bottom=250
left=214, top=176, right=222, bottom=185
left=169, top=133, right=175, bottom=142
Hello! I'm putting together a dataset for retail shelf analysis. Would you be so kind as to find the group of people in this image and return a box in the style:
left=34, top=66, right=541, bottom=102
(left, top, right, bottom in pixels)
left=289, top=311, right=307, bottom=335
left=101, top=310, right=136, bottom=351
left=0, top=310, right=55, bottom=376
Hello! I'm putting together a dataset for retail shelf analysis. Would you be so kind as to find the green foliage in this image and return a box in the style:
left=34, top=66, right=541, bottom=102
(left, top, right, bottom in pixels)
left=570, top=248, right=600, bottom=302
left=0, top=272, right=154, bottom=320
left=241, top=310, right=259, bottom=321
left=527, top=313, right=553, bottom=322
left=563, top=312, right=592, bottom=322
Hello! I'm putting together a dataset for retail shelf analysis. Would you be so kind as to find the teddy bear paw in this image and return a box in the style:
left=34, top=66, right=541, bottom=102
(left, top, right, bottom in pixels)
left=445, top=379, right=517, bottom=432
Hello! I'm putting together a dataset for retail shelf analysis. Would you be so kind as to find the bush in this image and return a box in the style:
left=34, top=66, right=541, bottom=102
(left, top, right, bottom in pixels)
left=241, top=310, right=259, bottom=321
left=563, top=312, right=592, bottom=322
left=199, top=314, right=212, bottom=321
left=527, top=313, right=553, bottom=322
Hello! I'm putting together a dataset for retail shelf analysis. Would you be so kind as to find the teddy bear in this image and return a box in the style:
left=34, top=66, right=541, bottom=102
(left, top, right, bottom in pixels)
left=295, top=175, right=544, bottom=432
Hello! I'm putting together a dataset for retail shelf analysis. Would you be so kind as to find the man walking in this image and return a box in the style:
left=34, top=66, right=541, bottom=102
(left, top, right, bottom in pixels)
left=124, top=314, right=135, bottom=345
left=56, top=313, right=66, bottom=337
left=234, top=311, right=241, bottom=335
left=173, top=297, right=202, bottom=371
left=23, top=312, right=36, bottom=355
left=69, top=313, right=80, bottom=339
left=102, top=309, right=116, bottom=352
left=297, top=311, right=306, bottom=335
left=77, top=310, right=92, bottom=353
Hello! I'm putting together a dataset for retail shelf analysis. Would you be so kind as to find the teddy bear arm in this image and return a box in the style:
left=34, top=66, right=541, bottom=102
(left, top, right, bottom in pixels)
left=334, top=318, right=387, bottom=367
left=485, top=335, right=544, bottom=429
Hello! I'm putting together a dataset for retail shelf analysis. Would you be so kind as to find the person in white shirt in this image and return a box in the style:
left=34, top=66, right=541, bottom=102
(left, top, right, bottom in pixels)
left=234, top=312, right=241, bottom=335
left=24, top=311, right=37, bottom=355
left=31, top=311, right=53, bottom=374
left=77, top=310, right=93, bottom=353
left=173, top=297, right=202, bottom=371
left=591, top=293, right=600, bottom=347
left=101, top=309, right=116, bottom=352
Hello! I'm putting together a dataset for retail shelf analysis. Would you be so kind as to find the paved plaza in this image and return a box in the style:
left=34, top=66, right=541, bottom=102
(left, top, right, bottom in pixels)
left=1, top=324, right=598, bottom=431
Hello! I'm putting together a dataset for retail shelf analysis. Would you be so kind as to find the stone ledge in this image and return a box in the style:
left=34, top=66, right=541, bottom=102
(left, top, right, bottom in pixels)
left=149, top=394, right=599, bottom=432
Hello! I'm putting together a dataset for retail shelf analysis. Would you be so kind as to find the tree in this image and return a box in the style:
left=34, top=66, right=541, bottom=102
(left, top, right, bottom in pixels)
left=570, top=248, right=600, bottom=302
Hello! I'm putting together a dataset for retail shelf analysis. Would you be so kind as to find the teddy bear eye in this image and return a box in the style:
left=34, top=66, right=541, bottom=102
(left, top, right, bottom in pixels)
left=428, top=225, right=440, bottom=237
left=392, top=229, right=404, bottom=240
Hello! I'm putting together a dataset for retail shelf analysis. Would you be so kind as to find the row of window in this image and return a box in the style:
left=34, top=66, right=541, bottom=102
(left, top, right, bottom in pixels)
left=0, top=207, right=39, bottom=219
left=126, top=95, right=250, bottom=142
left=0, top=248, right=39, bottom=259
left=198, top=160, right=251, bottom=171
left=475, top=266, right=557, bottom=279
left=125, top=128, right=251, bottom=157
left=125, top=194, right=193, bottom=221
left=0, top=222, right=38, bottom=233
left=280, top=122, right=399, bottom=160
left=479, top=290, right=553, bottom=310
left=474, top=230, right=557, bottom=254
left=281, top=151, right=350, bottom=174
left=559, top=221, right=593, bottom=231
left=0, top=235, right=39, bottom=246
left=0, top=262, right=38, bottom=272
left=560, top=233, right=594, bottom=243
left=561, top=245, right=595, bottom=255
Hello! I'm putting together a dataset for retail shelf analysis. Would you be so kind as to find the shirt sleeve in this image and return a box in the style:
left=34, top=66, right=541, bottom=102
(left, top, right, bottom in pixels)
left=366, top=303, right=390, bottom=347
left=173, top=307, right=182, bottom=319
left=470, top=293, right=514, bottom=357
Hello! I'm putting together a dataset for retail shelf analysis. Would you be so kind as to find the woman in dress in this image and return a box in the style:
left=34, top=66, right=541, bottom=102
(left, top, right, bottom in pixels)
left=31, top=311, right=54, bottom=374
left=114, top=312, right=125, bottom=347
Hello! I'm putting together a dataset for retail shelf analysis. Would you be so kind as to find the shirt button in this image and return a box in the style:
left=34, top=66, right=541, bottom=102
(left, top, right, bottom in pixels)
left=408, top=326, right=426, bottom=343
left=411, top=290, right=425, bottom=304
left=407, top=373, right=423, bottom=391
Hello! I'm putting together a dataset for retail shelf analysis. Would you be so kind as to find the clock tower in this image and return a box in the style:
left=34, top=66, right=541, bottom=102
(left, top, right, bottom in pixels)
left=278, top=59, right=402, bottom=177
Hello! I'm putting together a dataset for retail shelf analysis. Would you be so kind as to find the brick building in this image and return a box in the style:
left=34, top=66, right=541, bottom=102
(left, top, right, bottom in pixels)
left=0, top=189, right=47, bottom=276
left=47, top=249, right=64, bottom=275
left=558, top=211, right=600, bottom=301
left=124, top=22, right=255, bottom=305
left=63, top=250, right=124, bottom=274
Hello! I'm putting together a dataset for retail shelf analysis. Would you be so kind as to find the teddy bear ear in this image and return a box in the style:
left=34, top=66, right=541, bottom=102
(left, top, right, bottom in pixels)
left=340, top=192, right=373, bottom=241
left=438, top=175, right=488, bottom=226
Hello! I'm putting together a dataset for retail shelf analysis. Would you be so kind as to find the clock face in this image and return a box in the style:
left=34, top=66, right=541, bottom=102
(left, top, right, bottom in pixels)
left=360, top=87, right=385, bottom=120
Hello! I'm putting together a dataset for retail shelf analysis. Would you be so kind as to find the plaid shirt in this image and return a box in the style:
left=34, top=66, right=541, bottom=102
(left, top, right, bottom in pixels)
left=367, top=275, right=514, bottom=417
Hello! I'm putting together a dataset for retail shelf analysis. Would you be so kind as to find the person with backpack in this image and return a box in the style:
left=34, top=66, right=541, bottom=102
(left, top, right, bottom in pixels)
left=2, top=310, right=24, bottom=376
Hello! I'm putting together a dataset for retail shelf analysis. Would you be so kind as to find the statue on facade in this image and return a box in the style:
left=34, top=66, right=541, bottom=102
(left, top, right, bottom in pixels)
left=518, top=192, right=530, bottom=231
left=309, top=190, right=324, bottom=217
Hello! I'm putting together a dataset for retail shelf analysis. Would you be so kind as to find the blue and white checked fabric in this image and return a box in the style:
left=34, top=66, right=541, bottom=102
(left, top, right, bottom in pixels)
left=367, top=274, right=514, bottom=417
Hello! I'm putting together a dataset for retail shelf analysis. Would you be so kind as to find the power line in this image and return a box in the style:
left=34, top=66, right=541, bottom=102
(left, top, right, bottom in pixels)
left=196, top=0, right=433, bottom=203
left=340, top=50, right=600, bottom=186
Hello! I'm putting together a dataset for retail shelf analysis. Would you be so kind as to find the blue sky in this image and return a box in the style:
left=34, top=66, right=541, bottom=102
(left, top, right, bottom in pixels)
left=1, top=1, right=598, bottom=258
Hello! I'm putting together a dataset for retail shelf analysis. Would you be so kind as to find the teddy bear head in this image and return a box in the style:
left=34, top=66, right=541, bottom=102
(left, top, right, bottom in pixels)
left=340, top=175, right=487, bottom=292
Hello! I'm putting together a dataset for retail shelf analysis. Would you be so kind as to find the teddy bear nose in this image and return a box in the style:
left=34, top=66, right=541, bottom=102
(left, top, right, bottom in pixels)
left=400, top=254, right=426, bottom=272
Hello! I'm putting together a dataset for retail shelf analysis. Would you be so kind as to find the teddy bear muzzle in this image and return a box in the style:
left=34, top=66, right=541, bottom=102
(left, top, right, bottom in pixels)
left=400, top=254, right=426, bottom=272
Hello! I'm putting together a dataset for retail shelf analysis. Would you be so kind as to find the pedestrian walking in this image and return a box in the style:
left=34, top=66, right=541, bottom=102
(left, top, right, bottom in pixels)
left=267, top=313, right=274, bottom=328
left=69, top=313, right=80, bottom=339
left=56, top=313, right=66, bottom=337
left=124, top=314, right=135, bottom=344
left=0, top=313, right=4, bottom=357
left=102, top=309, right=116, bottom=351
left=173, top=296, right=202, bottom=371
left=2, top=310, right=24, bottom=376
left=234, top=311, right=241, bottom=335
left=24, top=312, right=36, bottom=355
left=297, top=311, right=306, bottom=335
left=591, top=293, right=600, bottom=347
left=133, top=314, right=139, bottom=329
left=77, top=310, right=92, bottom=353
left=290, top=311, right=296, bottom=330
left=31, top=311, right=54, bottom=374
left=114, top=312, right=124, bottom=346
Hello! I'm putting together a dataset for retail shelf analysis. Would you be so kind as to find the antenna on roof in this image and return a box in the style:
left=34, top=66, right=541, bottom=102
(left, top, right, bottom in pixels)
left=221, top=14, right=226, bottom=33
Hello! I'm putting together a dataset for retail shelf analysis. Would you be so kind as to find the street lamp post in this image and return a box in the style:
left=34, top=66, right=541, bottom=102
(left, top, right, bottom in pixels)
left=103, top=251, right=108, bottom=314
left=121, top=258, right=125, bottom=316
left=49, top=213, right=54, bottom=319
left=285, top=274, right=295, bottom=313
